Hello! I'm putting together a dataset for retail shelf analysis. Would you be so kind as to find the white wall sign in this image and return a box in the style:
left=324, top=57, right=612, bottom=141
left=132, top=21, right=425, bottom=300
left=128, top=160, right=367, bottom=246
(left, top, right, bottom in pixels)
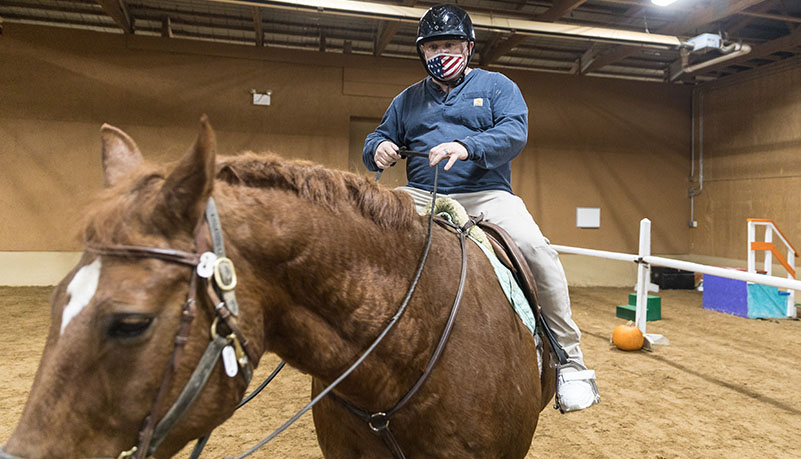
left=576, top=207, right=601, bottom=228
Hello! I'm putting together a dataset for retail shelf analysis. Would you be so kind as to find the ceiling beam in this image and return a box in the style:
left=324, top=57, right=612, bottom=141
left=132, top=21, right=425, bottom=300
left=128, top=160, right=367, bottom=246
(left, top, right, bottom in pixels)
left=478, top=32, right=503, bottom=66
left=579, top=4, right=642, bottom=74
left=583, top=0, right=765, bottom=74
left=481, top=0, right=587, bottom=66
left=481, top=34, right=528, bottom=66
left=161, top=16, right=172, bottom=38
left=582, top=42, right=648, bottom=74
left=739, top=11, right=801, bottom=24
left=95, top=0, right=132, bottom=34
left=3, top=1, right=100, bottom=17
left=374, top=0, right=416, bottom=57
left=579, top=42, right=605, bottom=74
left=208, top=0, right=683, bottom=49
left=253, top=6, right=264, bottom=47
left=725, top=1, right=777, bottom=36
left=0, top=12, right=121, bottom=31
left=535, top=0, right=588, bottom=23
left=569, top=58, right=580, bottom=74
left=375, top=20, right=400, bottom=56
left=662, top=0, right=765, bottom=35
left=777, top=0, right=799, bottom=32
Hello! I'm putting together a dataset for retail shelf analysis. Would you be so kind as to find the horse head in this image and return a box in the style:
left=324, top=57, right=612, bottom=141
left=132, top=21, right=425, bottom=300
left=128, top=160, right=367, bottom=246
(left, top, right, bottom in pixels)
left=3, top=117, right=252, bottom=459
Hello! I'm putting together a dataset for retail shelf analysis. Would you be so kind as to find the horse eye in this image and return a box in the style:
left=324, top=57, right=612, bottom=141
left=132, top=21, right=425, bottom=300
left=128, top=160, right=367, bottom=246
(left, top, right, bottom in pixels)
left=107, top=315, right=153, bottom=339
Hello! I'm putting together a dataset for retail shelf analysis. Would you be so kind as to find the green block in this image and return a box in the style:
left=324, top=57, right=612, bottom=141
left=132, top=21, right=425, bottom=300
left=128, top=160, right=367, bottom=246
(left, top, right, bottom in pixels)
left=628, top=293, right=661, bottom=309
left=616, top=303, right=661, bottom=321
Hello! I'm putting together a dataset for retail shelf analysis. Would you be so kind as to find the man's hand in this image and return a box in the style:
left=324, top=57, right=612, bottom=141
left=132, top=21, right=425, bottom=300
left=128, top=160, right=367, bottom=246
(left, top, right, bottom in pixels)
left=374, top=140, right=401, bottom=169
left=429, top=142, right=468, bottom=171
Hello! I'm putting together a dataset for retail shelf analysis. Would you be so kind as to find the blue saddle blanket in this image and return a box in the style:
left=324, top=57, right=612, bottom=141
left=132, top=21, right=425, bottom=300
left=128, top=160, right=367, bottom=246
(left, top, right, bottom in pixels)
left=422, top=197, right=537, bottom=335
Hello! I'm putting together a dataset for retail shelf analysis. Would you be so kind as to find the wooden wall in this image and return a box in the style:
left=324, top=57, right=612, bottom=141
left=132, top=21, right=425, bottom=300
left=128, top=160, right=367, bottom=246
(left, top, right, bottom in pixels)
left=512, top=70, right=692, bottom=254
left=0, top=24, right=411, bottom=251
left=691, top=57, right=801, bottom=265
left=1, top=23, right=695, bottom=284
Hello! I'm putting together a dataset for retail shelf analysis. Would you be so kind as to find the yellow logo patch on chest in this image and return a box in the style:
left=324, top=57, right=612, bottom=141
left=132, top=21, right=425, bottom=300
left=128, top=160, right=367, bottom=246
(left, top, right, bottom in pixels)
left=473, top=98, right=483, bottom=107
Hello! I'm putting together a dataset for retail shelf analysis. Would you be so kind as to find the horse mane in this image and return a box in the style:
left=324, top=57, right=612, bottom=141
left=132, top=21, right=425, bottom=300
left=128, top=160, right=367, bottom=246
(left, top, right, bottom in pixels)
left=81, top=153, right=418, bottom=244
left=216, top=153, right=418, bottom=231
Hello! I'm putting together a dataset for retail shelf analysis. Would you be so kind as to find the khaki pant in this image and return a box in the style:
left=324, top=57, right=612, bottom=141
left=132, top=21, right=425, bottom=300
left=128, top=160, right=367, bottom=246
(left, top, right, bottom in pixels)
left=400, top=187, right=584, bottom=364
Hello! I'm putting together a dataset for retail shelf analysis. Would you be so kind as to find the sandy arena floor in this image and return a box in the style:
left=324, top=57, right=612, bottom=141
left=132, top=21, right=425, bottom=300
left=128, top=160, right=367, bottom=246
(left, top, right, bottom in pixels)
left=1, top=286, right=800, bottom=458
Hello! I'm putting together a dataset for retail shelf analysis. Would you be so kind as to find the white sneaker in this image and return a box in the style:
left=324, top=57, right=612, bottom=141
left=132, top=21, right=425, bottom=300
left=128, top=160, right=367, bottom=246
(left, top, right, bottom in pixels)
left=555, top=360, right=600, bottom=413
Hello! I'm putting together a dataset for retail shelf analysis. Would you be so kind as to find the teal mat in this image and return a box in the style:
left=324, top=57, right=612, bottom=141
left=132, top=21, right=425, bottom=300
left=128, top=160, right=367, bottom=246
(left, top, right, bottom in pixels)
left=747, top=283, right=786, bottom=318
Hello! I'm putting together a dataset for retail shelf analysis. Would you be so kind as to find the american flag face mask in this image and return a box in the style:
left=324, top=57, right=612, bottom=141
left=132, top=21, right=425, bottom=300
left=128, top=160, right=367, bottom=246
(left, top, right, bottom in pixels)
left=426, top=53, right=466, bottom=81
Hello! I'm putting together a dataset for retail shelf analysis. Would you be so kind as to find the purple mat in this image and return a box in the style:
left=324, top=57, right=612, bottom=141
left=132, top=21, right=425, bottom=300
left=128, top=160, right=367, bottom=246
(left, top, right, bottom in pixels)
left=702, top=274, right=748, bottom=318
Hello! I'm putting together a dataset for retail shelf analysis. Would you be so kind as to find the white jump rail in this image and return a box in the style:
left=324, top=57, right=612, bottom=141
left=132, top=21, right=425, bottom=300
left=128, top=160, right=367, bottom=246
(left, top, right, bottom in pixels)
left=553, top=218, right=801, bottom=347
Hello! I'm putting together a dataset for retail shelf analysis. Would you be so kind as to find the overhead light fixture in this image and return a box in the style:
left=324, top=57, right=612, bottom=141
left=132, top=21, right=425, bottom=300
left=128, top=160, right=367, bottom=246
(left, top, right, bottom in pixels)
left=652, top=0, right=678, bottom=6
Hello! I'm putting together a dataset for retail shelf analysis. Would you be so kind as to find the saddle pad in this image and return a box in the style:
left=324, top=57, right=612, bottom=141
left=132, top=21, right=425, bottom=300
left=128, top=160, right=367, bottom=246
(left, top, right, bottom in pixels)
left=471, top=236, right=537, bottom=335
left=421, top=197, right=537, bottom=335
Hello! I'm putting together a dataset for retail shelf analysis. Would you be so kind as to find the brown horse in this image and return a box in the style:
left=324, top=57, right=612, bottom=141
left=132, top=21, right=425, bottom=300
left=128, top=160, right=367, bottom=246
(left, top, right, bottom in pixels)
left=3, top=117, right=555, bottom=458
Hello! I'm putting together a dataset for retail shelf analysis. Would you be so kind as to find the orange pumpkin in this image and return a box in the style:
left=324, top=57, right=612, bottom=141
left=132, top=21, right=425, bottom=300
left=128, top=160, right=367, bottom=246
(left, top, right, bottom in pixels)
left=612, top=321, right=644, bottom=351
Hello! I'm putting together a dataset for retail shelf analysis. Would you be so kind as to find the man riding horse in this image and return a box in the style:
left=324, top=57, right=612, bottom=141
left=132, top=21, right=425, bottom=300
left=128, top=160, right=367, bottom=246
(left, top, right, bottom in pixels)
left=363, top=3, right=601, bottom=413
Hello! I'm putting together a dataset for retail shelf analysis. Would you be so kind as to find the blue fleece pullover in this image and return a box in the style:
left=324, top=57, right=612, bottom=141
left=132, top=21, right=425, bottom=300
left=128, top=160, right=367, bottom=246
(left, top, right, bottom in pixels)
left=363, top=68, right=528, bottom=194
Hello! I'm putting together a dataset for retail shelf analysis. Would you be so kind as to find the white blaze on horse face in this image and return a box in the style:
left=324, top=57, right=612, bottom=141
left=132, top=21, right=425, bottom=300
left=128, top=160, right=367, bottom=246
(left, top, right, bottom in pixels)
left=60, top=258, right=102, bottom=335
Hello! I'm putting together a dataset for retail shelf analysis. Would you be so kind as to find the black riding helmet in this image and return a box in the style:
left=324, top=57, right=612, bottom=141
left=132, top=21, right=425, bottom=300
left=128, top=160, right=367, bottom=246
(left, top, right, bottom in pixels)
left=416, top=4, right=476, bottom=82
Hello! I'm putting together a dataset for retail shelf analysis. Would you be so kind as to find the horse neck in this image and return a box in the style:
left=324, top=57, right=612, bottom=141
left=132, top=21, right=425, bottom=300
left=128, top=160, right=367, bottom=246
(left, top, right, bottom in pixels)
left=216, top=184, right=431, bottom=405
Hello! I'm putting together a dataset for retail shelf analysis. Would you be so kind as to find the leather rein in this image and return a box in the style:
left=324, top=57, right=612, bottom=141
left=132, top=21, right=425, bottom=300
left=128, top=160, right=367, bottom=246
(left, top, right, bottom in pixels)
left=327, top=215, right=474, bottom=459
left=319, top=149, right=476, bottom=459
left=233, top=151, right=470, bottom=459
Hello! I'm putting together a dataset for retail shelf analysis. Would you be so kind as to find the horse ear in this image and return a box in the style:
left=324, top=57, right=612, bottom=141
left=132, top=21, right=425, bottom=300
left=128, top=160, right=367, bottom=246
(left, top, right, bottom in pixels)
left=154, top=115, right=217, bottom=234
left=101, top=124, right=144, bottom=188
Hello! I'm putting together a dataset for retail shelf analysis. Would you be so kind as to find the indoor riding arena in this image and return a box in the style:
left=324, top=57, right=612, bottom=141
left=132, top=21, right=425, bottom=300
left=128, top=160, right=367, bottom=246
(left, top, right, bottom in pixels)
left=2, top=1, right=801, bottom=458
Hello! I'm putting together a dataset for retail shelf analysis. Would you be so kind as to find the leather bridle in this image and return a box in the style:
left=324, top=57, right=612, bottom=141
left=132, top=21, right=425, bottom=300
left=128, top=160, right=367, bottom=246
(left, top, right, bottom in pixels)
left=86, top=198, right=259, bottom=459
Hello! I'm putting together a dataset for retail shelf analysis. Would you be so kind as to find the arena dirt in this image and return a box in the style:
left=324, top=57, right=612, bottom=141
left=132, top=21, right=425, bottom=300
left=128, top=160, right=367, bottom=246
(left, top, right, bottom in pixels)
left=2, top=286, right=800, bottom=458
